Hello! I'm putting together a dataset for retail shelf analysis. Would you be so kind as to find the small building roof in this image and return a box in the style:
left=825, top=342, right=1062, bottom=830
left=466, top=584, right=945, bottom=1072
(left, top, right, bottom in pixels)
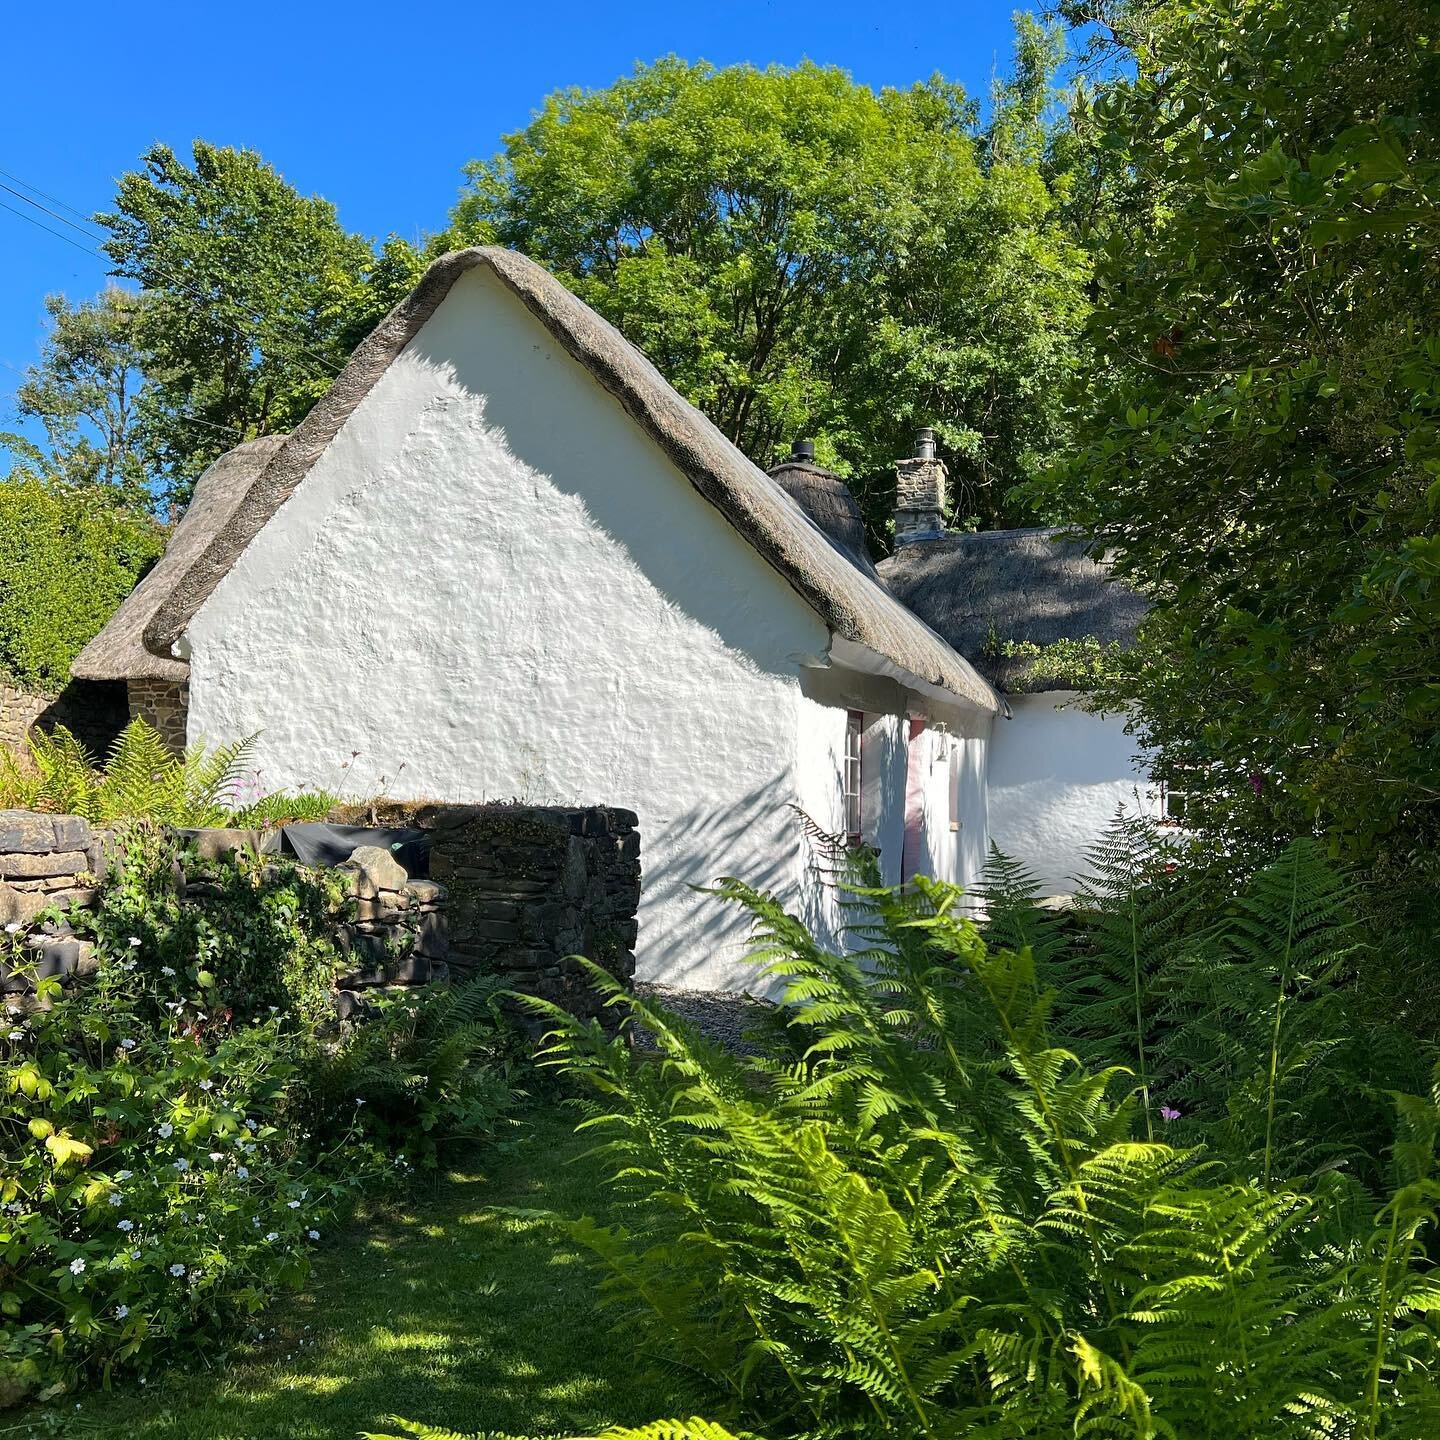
left=877, top=527, right=1148, bottom=693
left=97, top=247, right=997, bottom=715
left=765, top=459, right=881, bottom=583
left=70, top=434, right=288, bottom=682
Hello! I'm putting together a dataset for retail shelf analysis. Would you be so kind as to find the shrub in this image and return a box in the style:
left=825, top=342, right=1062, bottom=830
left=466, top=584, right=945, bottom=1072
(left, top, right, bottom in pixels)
left=501, top=828, right=1440, bottom=1440
left=1, top=829, right=517, bottom=1404
left=79, top=822, right=348, bottom=1027
left=0, top=949, right=380, bottom=1404
left=0, top=480, right=163, bottom=694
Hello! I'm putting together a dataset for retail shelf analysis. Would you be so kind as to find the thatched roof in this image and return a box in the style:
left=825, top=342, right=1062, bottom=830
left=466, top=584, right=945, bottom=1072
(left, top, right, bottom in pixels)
left=70, top=435, right=288, bottom=682
left=766, top=460, right=881, bottom=583
left=134, top=247, right=998, bottom=714
left=877, top=527, right=1148, bottom=693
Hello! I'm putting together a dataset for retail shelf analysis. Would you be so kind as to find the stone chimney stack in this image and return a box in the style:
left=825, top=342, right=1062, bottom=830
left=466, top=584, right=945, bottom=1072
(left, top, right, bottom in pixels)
left=894, top=426, right=947, bottom=545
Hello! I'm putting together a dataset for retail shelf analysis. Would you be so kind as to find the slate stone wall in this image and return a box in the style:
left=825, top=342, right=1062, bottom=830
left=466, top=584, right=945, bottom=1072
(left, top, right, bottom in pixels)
left=0, top=678, right=130, bottom=758
left=0, top=811, right=105, bottom=990
left=127, top=678, right=189, bottom=755
left=0, top=803, right=643, bottom=1029
left=423, top=804, right=641, bottom=1025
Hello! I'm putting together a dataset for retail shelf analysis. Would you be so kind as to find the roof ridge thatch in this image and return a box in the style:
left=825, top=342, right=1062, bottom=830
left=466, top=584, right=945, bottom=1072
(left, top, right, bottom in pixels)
left=765, top=458, right=880, bottom=582
left=877, top=527, right=1148, bottom=694
left=70, top=434, right=289, bottom=683
left=131, top=247, right=997, bottom=713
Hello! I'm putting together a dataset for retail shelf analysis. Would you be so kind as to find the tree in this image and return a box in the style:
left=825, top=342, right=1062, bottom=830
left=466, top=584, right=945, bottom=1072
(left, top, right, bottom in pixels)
left=1038, top=0, right=1440, bottom=862
left=450, top=54, right=1088, bottom=540
left=3, top=289, right=150, bottom=504
left=96, top=142, right=404, bottom=501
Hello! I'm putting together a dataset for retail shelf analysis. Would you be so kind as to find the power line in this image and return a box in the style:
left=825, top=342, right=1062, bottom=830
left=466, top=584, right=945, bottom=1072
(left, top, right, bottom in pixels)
left=0, top=166, right=96, bottom=225
left=0, top=168, right=347, bottom=383
left=0, top=196, right=103, bottom=260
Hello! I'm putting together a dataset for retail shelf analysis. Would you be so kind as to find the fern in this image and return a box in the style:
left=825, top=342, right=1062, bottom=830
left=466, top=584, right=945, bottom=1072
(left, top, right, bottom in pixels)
left=0, top=720, right=335, bottom=827
left=497, top=845, right=1440, bottom=1440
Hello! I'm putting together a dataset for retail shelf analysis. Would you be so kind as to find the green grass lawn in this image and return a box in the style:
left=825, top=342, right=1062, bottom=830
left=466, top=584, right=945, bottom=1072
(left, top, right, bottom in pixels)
left=40, top=1107, right=704, bottom=1440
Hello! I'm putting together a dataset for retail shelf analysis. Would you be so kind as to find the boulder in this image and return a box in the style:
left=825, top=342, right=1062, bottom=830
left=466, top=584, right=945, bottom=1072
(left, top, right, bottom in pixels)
left=343, top=845, right=409, bottom=897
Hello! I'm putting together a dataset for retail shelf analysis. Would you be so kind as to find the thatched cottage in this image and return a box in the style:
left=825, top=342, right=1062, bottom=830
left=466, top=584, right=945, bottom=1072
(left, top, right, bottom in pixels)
left=74, top=246, right=1150, bottom=989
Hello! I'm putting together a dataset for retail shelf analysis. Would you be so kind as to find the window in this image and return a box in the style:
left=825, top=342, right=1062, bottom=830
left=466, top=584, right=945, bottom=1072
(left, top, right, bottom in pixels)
left=843, top=710, right=864, bottom=844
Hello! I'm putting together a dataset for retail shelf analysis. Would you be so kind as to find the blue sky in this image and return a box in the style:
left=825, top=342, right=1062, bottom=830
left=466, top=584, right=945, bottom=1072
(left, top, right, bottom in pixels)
left=1, top=0, right=1026, bottom=436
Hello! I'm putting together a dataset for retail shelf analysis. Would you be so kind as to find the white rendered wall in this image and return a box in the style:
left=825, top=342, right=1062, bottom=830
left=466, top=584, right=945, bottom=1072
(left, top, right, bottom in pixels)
left=987, top=693, right=1155, bottom=897
left=793, top=677, right=991, bottom=951
left=185, top=266, right=852, bottom=992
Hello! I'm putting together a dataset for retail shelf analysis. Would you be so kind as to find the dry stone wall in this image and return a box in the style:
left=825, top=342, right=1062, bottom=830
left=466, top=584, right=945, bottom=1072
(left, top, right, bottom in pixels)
left=424, top=804, right=640, bottom=1025
left=0, top=678, right=130, bottom=758
left=0, top=811, right=105, bottom=990
left=0, top=803, right=642, bottom=1028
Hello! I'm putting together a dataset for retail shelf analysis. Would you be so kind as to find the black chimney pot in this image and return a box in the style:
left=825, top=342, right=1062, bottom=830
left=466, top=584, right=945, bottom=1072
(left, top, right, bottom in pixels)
left=914, top=426, right=936, bottom=460
left=791, top=439, right=816, bottom=462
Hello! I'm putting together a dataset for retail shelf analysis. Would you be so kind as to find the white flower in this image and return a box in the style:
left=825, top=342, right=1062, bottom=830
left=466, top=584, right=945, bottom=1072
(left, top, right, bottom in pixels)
left=115, top=1304, right=129, bottom=1319
left=70, top=1258, right=86, bottom=1274
left=160, top=965, right=175, bottom=976
left=130, top=1249, right=140, bottom=1259
left=198, top=1079, right=213, bottom=1091
left=157, top=1123, right=173, bottom=1139
left=265, top=1232, right=278, bottom=1242
left=354, top=1097, right=365, bottom=1106
left=252, top=1218, right=260, bottom=1228
left=173, top=1158, right=190, bottom=1173
left=4, top=922, right=20, bottom=934
left=108, top=1193, right=123, bottom=1207
left=235, top=1166, right=249, bottom=1180
left=208, top=1151, right=224, bottom=1162
left=165, top=1001, right=183, bottom=1012
left=307, top=1229, right=320, bottom=1241
left=117, top=1170, right=133, bottom=1181
left=6, top=1030, right=22, bottom=1041
left=120, top=1038, right=137, bottom=1050
left=128, top=937, right=141, bottom=948
left=169, top=1263, right=186, bottom=1277
left=117, top=1220, right=134, bottom=1232
left=286, top=1199, right=300, bottom=1209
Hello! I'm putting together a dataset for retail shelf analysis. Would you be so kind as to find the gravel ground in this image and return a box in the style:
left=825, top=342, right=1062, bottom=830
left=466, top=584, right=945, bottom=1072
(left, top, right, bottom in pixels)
left=632, top=980, right=774, bottom=1055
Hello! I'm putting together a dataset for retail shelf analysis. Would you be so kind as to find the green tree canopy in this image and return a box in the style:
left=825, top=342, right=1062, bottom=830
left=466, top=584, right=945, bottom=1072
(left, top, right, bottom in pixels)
left=3, top=289, right=150, bottom=504
left=1039, top=0, right=1440, bottom=861
left=450, top=54, right=1089, bottom=539
left=96, top=142, right=409, bottom=501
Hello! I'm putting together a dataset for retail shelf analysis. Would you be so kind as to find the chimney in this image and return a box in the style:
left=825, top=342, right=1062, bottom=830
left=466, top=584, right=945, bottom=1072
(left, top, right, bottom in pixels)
left=894, top=426, right=947, bottom=544
left=790, top=439, right=816, bottom=462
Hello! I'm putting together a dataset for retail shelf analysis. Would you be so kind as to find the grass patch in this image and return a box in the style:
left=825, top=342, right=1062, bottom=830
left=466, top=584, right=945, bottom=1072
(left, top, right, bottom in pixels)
left=39, top=1106, right=702, bottom=1439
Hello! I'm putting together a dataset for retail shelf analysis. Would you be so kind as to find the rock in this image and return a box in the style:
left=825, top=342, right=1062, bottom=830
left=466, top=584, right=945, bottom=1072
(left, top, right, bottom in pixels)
left=414, top=912, right=450, bottom=960
left=0, top=886, right=58, bottom=928
left=175, top=827, right=281, bottom=860
left=0, top=850, right=88, bottom=880
left=386, top=954, right=432, bottom=985
left=0, top=811, right=77, bottom=855
left=334, top=989, right=371, bottom=1021
left=402, top=879, right=446, bottom=905
left=24, top=937, right=96, bottom=980
left=343, top=845, right=409, bottom=897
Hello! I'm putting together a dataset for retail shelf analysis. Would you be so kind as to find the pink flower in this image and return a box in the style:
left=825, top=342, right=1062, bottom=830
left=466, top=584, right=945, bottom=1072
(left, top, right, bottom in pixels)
left=1248, top=772, right=1265, bottom=796
left=1160, top=1105, right=1181, bottom=1122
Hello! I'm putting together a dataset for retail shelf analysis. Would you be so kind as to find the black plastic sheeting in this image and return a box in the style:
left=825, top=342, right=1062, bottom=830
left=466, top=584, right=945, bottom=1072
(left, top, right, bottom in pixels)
left=279, top=823, right=431, bottom=878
